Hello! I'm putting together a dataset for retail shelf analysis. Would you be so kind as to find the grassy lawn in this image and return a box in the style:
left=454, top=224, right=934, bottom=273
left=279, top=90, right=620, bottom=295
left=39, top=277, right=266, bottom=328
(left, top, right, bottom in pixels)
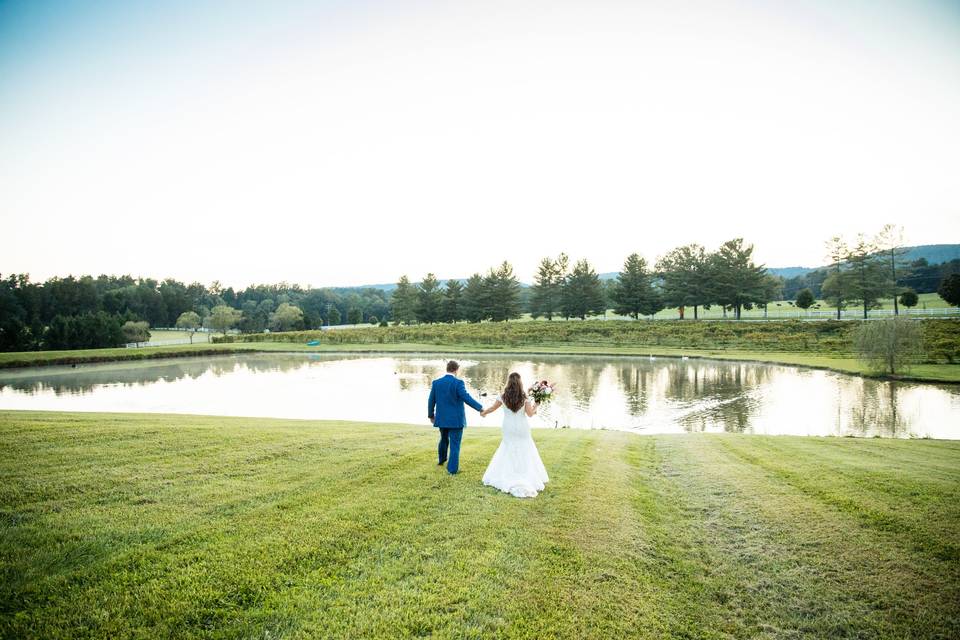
left=1, top=412, right=958, bottom=639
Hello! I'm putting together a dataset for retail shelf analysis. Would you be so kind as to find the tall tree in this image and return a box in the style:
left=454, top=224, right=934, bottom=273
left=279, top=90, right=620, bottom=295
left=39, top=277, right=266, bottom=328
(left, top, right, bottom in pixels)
left=269, top=303, right=305, bottom=332
left=415, top=273, right=443, bottom=324
left=655, top=244, right=712, bottom=319
left=938, top=273, right=960, bottom=308
left=709, top=239, right=766, bottom=320
left=845, top=234, right=890, bottom=319
left=208, top=305, right=241, bottom=336
left=327, top=305, right=342, bottom=325
left=875, top=224, right=910, bottom=315
left=756, top=274, right=784, bottom=318
left=485, top=262, right=522, bottom=322
left=390, top=275, right=418, bottom=325
left=561, top=259, right=606, bottom=320
left=611, top=253, right=663, bottom=318
left=175, top=310, right=202, bottom=343
left=529, top=253, right=568, bottom=320
left=441, top=280, right=464, bottom=323
left=823, top=236, right=850, bottom=319
left=461, top=273, right=489, bottom=323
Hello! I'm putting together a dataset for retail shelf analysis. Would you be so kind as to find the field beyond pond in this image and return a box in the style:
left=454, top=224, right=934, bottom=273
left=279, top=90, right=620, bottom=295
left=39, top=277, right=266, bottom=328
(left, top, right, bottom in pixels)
left=3, top=319, right=959, bottom=382
left=2, top=411, right=958, bottom=638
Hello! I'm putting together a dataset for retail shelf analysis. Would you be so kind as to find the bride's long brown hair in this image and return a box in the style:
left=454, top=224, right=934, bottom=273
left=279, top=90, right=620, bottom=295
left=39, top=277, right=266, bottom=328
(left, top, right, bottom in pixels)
left=502, top=372, right=527, bottom=412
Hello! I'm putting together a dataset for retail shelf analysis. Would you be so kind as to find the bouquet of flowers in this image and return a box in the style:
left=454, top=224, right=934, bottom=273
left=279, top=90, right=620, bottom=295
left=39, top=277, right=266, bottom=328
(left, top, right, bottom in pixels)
left=528, top=380, right=555, bottom=404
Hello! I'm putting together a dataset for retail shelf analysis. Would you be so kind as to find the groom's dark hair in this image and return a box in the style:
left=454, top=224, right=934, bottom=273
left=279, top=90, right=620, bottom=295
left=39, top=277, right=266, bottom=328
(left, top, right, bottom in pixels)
left=446, top=360, right=459, bottom=373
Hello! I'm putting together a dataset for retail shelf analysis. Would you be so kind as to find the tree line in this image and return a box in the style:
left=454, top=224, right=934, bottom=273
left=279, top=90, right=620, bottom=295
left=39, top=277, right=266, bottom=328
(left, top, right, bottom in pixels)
left=390, top=238, right=780, bottom=324
left=0, top=275, right=391, bottom=351
left=4, top=226, right=956, bottom=351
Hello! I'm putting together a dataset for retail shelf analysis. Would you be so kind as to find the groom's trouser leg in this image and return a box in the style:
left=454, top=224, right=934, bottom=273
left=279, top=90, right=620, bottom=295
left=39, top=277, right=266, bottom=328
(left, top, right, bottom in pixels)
left=446, top=428, right=464, bottom=474
left=438, top=428, right=449, bottom=464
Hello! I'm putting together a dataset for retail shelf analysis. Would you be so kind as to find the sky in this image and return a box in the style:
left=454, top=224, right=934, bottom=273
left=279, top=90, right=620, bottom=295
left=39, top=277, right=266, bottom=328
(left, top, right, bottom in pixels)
left=2, top=0, right=959, bottom=289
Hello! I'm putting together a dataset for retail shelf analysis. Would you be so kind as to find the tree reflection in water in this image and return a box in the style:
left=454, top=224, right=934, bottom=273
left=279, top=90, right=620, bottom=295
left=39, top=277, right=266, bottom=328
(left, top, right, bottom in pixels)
left=848, top=380, right=909, bottom=437
left=0, top=354, right=319, bottom=396
left=0, top=353, right=955, bottom=438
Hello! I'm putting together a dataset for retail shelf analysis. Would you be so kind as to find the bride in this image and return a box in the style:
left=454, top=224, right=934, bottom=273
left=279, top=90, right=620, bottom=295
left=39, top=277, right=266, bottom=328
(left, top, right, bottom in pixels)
left=479, top=372, right=549, bottom=498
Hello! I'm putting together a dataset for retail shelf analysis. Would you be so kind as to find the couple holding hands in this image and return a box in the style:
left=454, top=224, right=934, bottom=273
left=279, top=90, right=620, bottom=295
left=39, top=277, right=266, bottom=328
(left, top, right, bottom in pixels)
left=427, top=360, right=549, bottom=498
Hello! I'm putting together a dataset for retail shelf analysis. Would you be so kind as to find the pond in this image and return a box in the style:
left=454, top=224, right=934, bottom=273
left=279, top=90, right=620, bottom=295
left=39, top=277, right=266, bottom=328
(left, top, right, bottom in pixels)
left=0, top=353, right=958, bottom=438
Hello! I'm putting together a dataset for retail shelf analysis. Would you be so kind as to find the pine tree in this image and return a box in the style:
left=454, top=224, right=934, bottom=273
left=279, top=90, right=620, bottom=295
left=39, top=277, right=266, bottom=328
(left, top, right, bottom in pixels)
left=529, top=253, right=568, bottom=320
left=461, top=273, right=489, bottom=322
left=710, top=239, right=767, bottom=320
left=846, top=234, right=892, bottom=319
left=415, top=273, right=443, bottom=324
left=486, top=261, right=522, bottom=322
left=561, top=259, right=606, bottom=320
left=823, top=236, right=850, bottom=319
left=611, top=253, right=663, bottom=318
left=441, top=280, right=464, bottom=323
left=390, top=275, right=417, bottom=325
left=875, top=224, right=910, bottom=315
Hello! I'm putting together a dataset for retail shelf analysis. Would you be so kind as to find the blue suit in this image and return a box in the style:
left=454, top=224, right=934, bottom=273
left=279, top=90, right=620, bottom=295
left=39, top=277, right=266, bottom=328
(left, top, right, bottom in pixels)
left=428, top=373, right=483, bottom=474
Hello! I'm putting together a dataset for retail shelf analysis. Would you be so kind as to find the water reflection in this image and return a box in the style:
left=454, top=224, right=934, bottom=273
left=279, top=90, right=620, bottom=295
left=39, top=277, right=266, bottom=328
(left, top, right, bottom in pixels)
left=0, top=354, right=957, bottom=439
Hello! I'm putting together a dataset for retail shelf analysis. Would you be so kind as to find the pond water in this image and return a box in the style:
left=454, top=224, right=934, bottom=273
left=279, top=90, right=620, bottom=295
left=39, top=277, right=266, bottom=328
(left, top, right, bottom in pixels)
left=0, top=353, right=958, bottom=438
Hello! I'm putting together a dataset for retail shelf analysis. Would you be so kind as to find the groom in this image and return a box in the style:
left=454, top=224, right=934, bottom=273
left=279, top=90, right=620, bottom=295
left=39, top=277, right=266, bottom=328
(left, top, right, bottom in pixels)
left=427, top=360, right=483, bottom=474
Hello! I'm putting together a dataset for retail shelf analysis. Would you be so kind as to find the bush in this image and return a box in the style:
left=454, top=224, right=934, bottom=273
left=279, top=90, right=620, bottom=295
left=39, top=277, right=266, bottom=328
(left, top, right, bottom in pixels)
left=122, top=321, right=151, bottom=343
left=853, top=318, right=923, bottom=375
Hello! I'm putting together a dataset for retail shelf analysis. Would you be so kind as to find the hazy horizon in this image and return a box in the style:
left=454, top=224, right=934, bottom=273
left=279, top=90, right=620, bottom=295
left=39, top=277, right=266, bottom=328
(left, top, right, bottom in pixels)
left=3, top=0, right=959, bottom=289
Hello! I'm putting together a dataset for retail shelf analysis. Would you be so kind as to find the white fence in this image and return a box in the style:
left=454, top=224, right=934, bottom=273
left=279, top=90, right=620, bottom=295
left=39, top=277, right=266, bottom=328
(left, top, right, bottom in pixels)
left=643, top=307, right=960, bottom=321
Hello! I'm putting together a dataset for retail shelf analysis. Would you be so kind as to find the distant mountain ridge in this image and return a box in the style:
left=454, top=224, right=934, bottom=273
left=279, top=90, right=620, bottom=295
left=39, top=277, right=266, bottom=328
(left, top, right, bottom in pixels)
left=334, top=244, right=958, bottom=291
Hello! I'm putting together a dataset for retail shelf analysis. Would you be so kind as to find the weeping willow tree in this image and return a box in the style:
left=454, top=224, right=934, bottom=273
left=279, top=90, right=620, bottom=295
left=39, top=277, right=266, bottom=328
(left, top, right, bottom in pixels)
left=852, top=317, right=923, bottom=376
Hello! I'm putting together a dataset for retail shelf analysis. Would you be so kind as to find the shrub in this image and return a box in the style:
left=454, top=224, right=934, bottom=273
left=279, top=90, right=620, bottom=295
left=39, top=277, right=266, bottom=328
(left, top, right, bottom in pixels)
left=853, top=318, right=923, bottom=375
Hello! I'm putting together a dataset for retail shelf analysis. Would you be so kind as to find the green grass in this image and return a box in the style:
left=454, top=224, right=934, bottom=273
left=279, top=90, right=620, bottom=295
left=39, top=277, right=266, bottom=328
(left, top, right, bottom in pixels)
left=1, top=411, right=958, bottom=638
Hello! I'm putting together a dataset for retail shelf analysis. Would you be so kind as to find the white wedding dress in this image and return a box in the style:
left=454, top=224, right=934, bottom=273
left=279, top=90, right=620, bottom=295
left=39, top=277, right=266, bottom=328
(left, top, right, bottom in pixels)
left=482, top=397, right=549, bottom=498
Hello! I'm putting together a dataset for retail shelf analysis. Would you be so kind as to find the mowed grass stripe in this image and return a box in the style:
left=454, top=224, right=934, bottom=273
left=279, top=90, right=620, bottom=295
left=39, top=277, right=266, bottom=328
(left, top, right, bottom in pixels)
left=2, top=412, right=959, bottom=639
left=715, top=436, right=960, bottom=563
left=678, top=436, right=959, bottom=637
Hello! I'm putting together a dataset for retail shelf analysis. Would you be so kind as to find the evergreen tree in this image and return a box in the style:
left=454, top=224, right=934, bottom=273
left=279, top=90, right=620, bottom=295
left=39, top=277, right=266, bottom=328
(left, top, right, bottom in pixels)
left=709, top=239, right=767, bottom=320
left=461, top=273, right=489, bottom=323
left=415, top=273, right=443, bottom=324
left=347, top=308, right=363, bottom=325
left=875, top=224, right=910, bottom=315
left=845, top=234, right=890, bottom=319
left=561, top=259, right=606, bottom=320
left=611, top=253, right=663, bottom=318
left=441, top=280, right=464, bottom=323
left=390, top=275, right=418, bottom=325
left=529, top=253, right=568, bottom=319
left=655, top=244, right=712, bottom=319
left=823, top=236, right=850, bottom=319
left=485, top=261, right=522, bottom=322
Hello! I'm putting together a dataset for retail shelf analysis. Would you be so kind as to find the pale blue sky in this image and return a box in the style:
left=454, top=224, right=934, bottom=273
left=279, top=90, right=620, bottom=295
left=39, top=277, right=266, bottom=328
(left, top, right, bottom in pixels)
left=2, top=0, right=959, bottom=287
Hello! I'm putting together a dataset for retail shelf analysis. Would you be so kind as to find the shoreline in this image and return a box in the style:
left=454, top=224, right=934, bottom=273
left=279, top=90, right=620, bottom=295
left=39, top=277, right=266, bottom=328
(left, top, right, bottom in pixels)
left=0, top=341, right=958, bottom=384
